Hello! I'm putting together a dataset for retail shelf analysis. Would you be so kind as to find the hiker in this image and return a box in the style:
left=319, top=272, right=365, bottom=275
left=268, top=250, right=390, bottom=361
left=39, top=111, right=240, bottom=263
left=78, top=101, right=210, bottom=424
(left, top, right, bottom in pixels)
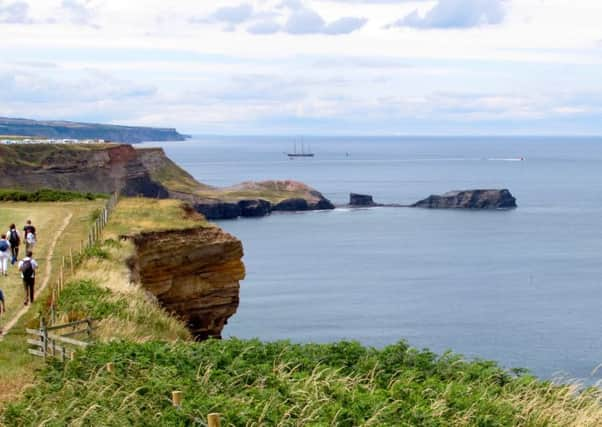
left=18, top=251, right=38, bottom=306
left=0, top=234, right=10, bottom=276
left=7, top=223, right=20, bottom=265
left=23, top=220, right=36, bottom=252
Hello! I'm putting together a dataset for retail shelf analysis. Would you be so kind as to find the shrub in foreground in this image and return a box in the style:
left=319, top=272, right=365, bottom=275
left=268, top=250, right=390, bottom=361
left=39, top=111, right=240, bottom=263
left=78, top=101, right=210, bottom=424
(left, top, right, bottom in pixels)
left=0, top=188, right=106, bottom=202
left=4, top=339, right=601, bottom=426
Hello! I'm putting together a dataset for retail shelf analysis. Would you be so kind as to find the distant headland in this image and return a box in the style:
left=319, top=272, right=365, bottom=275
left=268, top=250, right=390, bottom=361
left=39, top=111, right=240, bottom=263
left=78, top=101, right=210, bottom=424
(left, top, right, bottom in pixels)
left=0, top=116, right=187, bottom=143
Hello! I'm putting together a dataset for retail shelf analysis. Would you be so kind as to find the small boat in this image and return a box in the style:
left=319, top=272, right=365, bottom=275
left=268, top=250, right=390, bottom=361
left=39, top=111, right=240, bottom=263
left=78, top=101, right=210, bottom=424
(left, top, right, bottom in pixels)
left=288, top=142, right=314, bottom=158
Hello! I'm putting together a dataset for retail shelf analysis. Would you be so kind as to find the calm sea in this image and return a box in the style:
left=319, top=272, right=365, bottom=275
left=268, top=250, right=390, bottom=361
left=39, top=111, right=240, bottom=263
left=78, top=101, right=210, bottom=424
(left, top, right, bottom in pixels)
left=139, top=136, right=602, bottom=383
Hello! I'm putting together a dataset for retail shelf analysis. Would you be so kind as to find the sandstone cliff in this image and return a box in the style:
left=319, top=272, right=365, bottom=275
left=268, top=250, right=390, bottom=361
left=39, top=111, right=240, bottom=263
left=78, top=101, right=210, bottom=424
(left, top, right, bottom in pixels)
left=412, top=189, right=517, bottom=209
left=0, top=144, right=168, bottom=197
left=127, top=226, right=245, bottom=340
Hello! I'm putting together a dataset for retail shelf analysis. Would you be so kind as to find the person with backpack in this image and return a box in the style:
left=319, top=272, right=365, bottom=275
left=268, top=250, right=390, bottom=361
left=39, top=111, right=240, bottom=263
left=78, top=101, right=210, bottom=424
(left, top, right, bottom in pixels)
left=23, top=220, right=36, bottom=252
left=0, top=234, right=10, bottom=276
left=18, top=251, right=38, bottom=306
left=7, top=224, right=20, bottom=265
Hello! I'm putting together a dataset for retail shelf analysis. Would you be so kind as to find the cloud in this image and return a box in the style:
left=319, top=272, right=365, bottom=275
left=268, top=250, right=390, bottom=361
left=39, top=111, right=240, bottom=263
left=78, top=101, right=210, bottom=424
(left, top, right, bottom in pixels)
left=247, top=20, right=280, bottom=35
left=199, top=1, right=366, bottom=36
left=0, top=1, right=31, bottom=24
left=61, top=0, right=96, bottom=26
left=390, top=0, right=507, bottom=29
left=212, top=3, right=254, bottom=24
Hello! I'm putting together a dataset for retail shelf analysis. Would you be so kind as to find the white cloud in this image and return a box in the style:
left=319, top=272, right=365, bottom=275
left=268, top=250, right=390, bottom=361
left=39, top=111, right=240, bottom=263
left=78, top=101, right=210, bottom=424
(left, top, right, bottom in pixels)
left=0, top=0, right=30, bottom=23
left=390, top=0, right=507, bottom=29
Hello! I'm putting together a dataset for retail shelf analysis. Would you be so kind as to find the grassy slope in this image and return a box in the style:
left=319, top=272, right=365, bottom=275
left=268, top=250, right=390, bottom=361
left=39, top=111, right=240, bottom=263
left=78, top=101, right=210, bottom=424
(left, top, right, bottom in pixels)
left=2, top=198, right=602, bottom=426
left=3, top=339, right=602, bottom=426
left=0, top=200, right=104, bottom=405
left=140, top=149, right=319, bottom=203
left=0, top=144, right=113, bottom=167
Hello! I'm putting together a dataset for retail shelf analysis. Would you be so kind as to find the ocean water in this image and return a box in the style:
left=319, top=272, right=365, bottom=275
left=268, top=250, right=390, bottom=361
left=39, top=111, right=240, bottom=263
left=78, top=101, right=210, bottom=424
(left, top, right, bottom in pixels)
left=139, top=136, right=602, bottom=382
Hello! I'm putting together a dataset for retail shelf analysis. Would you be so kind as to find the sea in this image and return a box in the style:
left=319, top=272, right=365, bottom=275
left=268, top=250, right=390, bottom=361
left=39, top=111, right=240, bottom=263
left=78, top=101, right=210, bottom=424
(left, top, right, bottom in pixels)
left=139, top=136, right=602, bottom=384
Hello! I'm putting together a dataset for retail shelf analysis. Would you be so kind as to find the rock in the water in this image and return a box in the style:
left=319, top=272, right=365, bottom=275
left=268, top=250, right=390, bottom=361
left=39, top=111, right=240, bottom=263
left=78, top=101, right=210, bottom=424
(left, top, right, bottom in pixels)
left=194, top=201, right=241, bottom=220
left=412, top=189, right=517, bottom=209
left=238, top=199, right=272, bottom=217
left=349, top=193, right=375, bottom=206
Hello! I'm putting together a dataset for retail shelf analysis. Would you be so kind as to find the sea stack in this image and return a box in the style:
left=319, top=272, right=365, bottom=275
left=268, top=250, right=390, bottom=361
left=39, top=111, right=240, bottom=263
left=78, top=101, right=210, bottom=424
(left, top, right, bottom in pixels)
left=412, top=189, right=517, bottom=209
left=349, top=193, right=376, bottom=206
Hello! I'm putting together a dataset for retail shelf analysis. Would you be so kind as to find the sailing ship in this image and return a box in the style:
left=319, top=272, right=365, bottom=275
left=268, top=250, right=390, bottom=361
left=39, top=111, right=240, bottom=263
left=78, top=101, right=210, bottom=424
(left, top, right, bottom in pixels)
left=287, top=142, right=314, bottom=158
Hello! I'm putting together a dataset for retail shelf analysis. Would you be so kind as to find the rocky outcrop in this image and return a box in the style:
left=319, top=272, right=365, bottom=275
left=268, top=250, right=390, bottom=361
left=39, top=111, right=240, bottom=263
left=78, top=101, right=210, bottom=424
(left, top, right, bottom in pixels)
left=273, top=198, right=310, bottom=211
left=128, top=226, right=245, bottom=340
left=194, top=201, right=241, bottom=220
left=0, top=143, right=168, bottom=198
left=412, top=189, right=517, bottom=209
left=238, top=199, right=272, bottom=217
left=349, top=193, right=375, bottom=207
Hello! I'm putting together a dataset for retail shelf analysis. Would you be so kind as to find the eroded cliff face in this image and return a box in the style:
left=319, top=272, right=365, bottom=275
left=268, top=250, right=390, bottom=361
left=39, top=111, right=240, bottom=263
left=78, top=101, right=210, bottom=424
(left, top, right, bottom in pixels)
left=0, top=144, right=168, bottom=197
left=128, top=226, right=245, bottom=340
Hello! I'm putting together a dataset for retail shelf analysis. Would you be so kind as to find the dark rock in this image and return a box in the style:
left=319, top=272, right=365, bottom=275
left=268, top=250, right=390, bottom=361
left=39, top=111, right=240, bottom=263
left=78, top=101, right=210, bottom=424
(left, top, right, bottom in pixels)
left=349, top=193, right=375, bottom=206
left=238, top=199, right=272, bottom=217
left=273, top=198, right=310, bottom=211
left=194, top=202, right=241, bottom=220
left=311, top=198, right=336, bottom=210
left=412, top=189, right=517, bottom=209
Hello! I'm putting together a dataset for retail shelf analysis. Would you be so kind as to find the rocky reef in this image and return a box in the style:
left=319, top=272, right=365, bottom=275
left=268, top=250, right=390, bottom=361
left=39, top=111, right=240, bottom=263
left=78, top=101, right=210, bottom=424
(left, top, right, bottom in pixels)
left=127, top=226, right=245, bottom=340
left=412, top=189, right=517, bottom=209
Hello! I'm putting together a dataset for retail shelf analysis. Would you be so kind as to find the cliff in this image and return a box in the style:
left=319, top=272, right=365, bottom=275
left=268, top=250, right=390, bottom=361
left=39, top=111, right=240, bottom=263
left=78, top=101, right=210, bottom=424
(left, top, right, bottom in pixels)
left=0, top=144, right=335, bottom=218
left=0, top=143, right=168, bottom=197
left=128, top=226, right=245, bottom=340
left=137, top=148, right=335, bottom=219
left=0, top=116, right=186, bottom=143
left=104, top=198, right=246, bottom=340
left=412, top=189, right=517, bottom=209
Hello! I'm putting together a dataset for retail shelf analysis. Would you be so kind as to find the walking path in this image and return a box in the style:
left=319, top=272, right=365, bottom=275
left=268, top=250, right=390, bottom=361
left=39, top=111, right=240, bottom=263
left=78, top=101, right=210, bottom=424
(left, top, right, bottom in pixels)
left=0, top=213, right=73, bottom=338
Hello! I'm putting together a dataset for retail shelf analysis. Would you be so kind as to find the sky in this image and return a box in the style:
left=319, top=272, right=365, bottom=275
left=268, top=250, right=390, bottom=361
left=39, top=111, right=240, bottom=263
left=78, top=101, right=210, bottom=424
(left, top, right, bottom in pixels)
left=1, top=0, right=602, bottom=135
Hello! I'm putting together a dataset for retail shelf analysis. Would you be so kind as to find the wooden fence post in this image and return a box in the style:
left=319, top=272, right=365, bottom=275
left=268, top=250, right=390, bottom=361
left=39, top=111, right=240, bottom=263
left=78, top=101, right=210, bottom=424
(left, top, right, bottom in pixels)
left=172, top=391, right=183, bottom=407
left=208, top=413, right=221, bottom=427
left=70, top=248, right=74, bottom=276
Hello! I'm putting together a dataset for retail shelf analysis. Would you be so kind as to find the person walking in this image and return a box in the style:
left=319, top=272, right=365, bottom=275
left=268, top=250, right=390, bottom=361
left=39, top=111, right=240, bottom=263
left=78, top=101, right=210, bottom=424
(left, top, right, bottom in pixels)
left=7, top=224, right=20, bottom=265
left=23, top=220, right=36, bottom=252
left=0, top=234, right=10, bottom=276
left=18, top=251, right=38, bottom=306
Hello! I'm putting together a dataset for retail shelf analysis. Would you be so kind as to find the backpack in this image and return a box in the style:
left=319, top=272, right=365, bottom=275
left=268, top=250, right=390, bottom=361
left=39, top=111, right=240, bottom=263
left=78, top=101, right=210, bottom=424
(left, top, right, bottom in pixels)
left=8, top=229, right=19, bottom=246
left=0, top=240, right=8, bottom=252
left=21, top=260, right=34, bottom=280
left=26, top=232, right=35, bottom=245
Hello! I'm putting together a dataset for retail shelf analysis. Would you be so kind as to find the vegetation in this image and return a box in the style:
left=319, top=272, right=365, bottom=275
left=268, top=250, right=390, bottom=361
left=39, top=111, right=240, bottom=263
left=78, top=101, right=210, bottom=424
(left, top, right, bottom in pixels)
left=0, top=188, right=106, bottom=202
left=0, top=143, right=111, bottom=167
left=103, top=197, right=211, bottom=239
left=0, top=199, right=105, bottom=406
left=2, top=338, right=601, bottom=426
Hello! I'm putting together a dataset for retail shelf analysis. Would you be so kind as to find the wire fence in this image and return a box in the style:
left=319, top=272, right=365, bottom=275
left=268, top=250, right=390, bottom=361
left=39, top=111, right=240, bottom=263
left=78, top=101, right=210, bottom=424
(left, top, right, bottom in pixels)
left=48, top=192, right=119, bottom=325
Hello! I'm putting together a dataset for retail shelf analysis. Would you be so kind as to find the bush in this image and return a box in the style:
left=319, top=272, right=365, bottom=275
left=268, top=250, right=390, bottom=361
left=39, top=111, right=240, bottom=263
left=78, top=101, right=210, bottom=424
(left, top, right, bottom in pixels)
left=0, top=188, right=107, bottom=202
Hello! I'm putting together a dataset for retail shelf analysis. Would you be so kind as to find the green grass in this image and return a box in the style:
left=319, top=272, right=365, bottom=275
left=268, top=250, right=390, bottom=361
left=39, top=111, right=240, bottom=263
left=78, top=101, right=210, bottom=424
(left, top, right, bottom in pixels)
left=0, top=144, right=114, bottom=167
left=103, top=197, right=211, bottom=239
left=0, top=188, right=107, bottom=202
left=3, top=339, right=602, bottom=426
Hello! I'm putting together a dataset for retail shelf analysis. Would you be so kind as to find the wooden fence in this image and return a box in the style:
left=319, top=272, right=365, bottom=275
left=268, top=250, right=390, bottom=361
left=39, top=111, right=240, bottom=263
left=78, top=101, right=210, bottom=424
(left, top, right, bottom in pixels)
left=48, top=191, right=119, bottom=325
left=26, top=318, right=94, bottom=360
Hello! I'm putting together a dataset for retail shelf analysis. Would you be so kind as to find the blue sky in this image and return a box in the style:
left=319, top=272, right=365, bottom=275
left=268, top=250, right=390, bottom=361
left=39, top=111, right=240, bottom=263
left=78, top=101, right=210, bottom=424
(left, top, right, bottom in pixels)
left=1, top=0, right=602, bottom=135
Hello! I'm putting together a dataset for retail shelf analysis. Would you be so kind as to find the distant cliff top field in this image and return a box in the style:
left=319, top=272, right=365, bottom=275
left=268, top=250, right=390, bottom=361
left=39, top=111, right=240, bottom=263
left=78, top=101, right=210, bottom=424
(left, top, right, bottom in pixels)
left=0, top=117, right=186, bottom=143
